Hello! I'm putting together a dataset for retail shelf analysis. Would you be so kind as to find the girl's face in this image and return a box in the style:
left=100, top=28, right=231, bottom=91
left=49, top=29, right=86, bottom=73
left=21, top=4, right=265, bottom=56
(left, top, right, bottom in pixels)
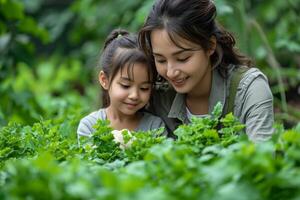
left=100, top=63, right=152, bottom=116
left=150, top=29, right=215, bottom=95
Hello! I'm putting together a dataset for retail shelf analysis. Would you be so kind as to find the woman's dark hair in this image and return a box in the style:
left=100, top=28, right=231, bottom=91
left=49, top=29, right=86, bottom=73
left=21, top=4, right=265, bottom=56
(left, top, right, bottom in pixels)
left=139, top=0, right=252, bottom=78
left=99, top=28, right=156, bottom=107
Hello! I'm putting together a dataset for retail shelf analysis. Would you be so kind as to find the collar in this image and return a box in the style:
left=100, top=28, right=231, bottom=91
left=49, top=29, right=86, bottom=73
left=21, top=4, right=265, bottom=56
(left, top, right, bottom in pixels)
left=168, top=93, right=189, bottom=123
left=208, top=68, right=227, bottom=113
left=167, top=68, right=228, bottom=122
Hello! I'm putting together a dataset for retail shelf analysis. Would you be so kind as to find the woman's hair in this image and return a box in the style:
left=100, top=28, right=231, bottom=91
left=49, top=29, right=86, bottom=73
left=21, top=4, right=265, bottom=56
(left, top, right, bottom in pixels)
left=139, top=0, right=252, bottom=78
left=99, top=28, right=156, bottom=107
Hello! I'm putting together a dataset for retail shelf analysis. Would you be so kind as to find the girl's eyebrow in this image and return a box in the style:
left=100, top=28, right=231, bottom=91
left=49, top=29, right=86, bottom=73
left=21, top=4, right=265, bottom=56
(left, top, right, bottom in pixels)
left=119, top=77, right=133, bottom=83
left=120, top=77, right=152, bottom=84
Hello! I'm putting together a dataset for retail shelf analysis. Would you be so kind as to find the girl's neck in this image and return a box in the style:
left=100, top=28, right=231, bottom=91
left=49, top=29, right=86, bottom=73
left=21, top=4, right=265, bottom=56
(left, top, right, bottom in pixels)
left=105, top=107, right=141, bottom=131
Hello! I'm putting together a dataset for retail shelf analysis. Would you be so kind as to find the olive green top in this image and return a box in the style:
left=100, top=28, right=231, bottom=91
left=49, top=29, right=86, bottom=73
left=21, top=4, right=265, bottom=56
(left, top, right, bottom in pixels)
left=148, top=65, right=274, bottom=142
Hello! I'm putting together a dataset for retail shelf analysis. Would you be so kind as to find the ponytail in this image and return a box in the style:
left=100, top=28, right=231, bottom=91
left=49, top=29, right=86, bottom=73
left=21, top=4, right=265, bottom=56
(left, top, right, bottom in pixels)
left=103, top=29, right=130, bottom=49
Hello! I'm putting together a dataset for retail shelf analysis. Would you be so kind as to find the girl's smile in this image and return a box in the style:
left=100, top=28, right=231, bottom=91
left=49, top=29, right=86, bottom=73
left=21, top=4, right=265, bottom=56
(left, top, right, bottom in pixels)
left=100, top=62, right=152, bottom=118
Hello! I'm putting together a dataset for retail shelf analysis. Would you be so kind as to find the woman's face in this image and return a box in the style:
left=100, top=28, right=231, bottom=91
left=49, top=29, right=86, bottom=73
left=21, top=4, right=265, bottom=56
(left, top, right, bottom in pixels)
left=150, top=29, right=214, bottom=96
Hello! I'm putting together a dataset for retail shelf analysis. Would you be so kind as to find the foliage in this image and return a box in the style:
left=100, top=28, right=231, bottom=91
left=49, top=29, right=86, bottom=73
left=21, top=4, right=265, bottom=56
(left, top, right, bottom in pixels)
left=1, top=104, right=300, bottom=199
left=79, top=119, right=166, bottom=166
left=0, top=117, right=80, bottom=168
left=0, top=0, right=299, bottom=126
left=0, top=0, right=300, bottom=199
left=216, top=0, right=300, bottom=124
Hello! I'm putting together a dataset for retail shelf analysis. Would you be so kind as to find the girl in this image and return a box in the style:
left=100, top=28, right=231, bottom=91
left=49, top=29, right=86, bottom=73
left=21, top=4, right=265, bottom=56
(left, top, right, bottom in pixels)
left=77, top=29, right=165, bottom=139
left=139, top=0, right=274, bottom=142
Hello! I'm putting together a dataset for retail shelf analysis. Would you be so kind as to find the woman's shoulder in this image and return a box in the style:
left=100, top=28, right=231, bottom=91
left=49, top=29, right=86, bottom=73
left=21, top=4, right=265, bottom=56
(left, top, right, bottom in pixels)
left=228, top=65, right=269, bottom=87
left=240, top=66, right=271, bottom=95
left=228, top=65, right=272, bottom=106
left=228, top=65, right=268, bottom=90
left=240, top=66, right=269, bottom=89
left=233, top=65, right=273, bottom=111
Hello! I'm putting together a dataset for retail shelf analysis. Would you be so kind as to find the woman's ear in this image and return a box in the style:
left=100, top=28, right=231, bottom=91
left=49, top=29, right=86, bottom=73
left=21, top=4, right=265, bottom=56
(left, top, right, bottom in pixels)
left=207, top=35, right=217, bottom=56
left=99, top=71, right=109, bottom=90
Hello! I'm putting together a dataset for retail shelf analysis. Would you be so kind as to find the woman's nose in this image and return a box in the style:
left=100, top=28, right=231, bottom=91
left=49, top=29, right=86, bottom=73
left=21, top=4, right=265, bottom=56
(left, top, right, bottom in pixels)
left=166, top=63, right=180, bottom=79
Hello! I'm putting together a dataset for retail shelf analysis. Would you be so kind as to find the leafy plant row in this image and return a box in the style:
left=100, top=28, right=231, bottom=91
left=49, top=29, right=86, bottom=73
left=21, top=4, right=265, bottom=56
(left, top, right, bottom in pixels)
left=1, top=104, right=300, bottom=200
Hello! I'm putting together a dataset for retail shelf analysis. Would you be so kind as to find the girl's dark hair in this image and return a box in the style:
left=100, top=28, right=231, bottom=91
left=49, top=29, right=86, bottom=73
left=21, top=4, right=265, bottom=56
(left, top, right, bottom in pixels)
left=139, top=0, right=252, bottom=78
left=99, top=28, right=156, bottom=107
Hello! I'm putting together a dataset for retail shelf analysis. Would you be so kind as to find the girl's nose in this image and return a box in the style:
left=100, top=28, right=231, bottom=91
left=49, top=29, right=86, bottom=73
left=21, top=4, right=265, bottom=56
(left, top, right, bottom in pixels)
left=128, top=88, right=139, bottom=100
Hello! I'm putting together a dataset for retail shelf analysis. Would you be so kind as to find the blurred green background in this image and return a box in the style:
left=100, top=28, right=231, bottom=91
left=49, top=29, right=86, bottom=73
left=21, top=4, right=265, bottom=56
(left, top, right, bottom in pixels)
left=0, top=0, right=299, bottom=127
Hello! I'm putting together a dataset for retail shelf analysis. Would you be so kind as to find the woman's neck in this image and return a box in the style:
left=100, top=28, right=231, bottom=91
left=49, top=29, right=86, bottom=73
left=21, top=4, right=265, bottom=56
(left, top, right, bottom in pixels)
left=186, top=69, right=212, bottom=115
left=105, top=107, right=141, bottom=130
left=186, top=95, right=209, bottom=115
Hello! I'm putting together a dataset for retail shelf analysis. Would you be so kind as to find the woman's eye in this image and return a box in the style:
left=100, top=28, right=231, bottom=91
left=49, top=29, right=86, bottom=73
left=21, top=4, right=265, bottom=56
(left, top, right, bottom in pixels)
left=154, top=58, right=166, bottom=64
left=157, top=60, right=166, bottom=64
left=140, top=87, right=150, bottom=91
left=177, top=57, right=190, bottom=62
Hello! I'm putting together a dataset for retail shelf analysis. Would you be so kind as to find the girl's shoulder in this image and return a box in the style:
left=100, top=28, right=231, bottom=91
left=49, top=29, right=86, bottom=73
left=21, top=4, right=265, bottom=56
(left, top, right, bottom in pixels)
left=140, top=111, right=164, bottom=123
left=77, top=109, right=106, bottom=137
left=138, top=111, right=165, bottom=130
left=79, top=109, right=106, bottom=126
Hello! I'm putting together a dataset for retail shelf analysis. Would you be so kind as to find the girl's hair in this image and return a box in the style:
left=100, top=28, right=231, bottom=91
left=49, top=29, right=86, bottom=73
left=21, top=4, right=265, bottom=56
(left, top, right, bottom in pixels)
left=99, top=28, right=156, bottom=107
left=139, top=0, right=252, bottom=78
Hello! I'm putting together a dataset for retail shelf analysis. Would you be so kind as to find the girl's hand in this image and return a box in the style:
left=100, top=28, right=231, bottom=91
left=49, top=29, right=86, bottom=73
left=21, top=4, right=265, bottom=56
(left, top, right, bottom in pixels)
left=111, top=129, right=135, bottom=150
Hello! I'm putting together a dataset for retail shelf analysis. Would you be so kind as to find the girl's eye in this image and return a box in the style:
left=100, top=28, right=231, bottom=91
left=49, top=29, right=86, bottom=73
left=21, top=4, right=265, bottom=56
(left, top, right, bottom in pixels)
left=120, top=83, right=130, bottom=89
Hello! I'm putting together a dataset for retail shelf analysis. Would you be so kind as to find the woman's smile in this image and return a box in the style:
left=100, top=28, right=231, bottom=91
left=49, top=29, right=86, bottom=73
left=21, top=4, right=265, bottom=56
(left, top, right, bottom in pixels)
left=170, top=77, right=189, bottom=87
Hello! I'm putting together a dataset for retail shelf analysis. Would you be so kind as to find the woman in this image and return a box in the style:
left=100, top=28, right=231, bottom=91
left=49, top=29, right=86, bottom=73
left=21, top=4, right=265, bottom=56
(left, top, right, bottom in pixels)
left=139, top=0, right=274, bottom=142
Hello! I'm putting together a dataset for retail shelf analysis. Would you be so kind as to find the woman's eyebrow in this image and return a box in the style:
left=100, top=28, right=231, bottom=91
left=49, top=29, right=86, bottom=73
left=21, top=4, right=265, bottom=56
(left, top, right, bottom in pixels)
left=153, top=49, right=192, bottom=57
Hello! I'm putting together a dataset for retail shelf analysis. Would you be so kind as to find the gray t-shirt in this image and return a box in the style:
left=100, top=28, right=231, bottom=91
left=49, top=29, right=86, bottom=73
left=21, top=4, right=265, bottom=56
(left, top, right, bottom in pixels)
left=77, top=108, right=166, bottom=138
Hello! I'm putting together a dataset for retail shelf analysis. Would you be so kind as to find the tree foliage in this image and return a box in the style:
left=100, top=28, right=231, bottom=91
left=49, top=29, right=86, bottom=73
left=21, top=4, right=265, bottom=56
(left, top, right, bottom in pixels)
left=0, top=0, right=299, bottom=126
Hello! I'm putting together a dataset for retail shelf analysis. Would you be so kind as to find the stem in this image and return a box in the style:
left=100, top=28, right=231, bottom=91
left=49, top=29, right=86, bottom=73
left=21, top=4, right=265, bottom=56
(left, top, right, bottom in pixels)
left=248, top=19, right=288, bottom=113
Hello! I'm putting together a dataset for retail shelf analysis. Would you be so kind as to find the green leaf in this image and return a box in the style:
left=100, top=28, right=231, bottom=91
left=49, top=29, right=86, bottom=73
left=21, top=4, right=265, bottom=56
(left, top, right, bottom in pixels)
left=0, top=0, right=24, bottom=20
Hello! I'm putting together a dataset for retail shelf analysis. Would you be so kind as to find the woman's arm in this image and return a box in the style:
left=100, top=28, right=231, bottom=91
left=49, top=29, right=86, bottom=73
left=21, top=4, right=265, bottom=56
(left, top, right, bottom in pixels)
left=235, top=69, right=274, bottom=142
